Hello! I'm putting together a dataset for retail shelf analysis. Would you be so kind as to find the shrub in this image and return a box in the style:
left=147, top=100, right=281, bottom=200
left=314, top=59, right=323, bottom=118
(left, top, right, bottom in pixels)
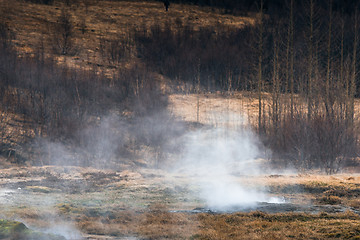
left=51, top=8, right=75, bottom=55
left=264, top=112, right=358, bottom=174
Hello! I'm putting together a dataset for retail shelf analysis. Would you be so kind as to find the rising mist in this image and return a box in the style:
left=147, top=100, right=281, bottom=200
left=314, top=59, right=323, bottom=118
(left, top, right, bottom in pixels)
left=173, top=122, right=285, bottom=211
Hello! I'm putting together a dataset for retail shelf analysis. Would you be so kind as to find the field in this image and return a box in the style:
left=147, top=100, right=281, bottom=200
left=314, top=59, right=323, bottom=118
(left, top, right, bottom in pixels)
left=1, top=89, right=359, bottom=239
left=0, top=166, right=359, bottom=239
left=1, top=0, right=360, bottom=239
left=0, top=90, right=359, bottom=239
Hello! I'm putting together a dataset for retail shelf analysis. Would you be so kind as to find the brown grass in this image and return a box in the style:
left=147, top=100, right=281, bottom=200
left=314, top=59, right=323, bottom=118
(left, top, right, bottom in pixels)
left=168, top=92, right=262, bottom=126
left=75, top=209, right=360, bottom=239
left=1, top=0, right=252, bottom=73
left=169, top=92, right=360, bottom=127
left=195, top=211, right=360, bottom=240
left=349, top=199, right=360, bottom=210
left=0, top=166, right=359, bottom=239
left=7, top=206, right=360, bottom=240
left=8, top=205, right=360, bottom=240
left=73, top=209, right=360, bottom=240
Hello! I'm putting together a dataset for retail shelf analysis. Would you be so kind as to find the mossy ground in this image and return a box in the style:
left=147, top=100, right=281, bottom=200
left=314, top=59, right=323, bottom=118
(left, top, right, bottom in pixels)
left=0, top=219, right=65, bottom=240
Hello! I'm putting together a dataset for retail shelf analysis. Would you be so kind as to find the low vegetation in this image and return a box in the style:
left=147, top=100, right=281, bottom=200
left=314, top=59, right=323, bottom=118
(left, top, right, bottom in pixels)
left=0, top=167, right=358, bottom=239
left=0, top=219, right=65, bottom=240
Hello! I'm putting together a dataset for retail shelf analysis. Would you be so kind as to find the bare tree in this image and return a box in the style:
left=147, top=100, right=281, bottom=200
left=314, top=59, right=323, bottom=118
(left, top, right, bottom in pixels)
left=99, top=35, right=133, bottom=66
left=324, top=0, right=333, bottom=117
left=52, top=8, right=75, bottom=55
left=348, top=9, right=358, bottom=126
left=284, top=0, right=295, bottom=118
left=257, top=0, right=264, bottom=133
left=307, top=0, right=315, bottom=120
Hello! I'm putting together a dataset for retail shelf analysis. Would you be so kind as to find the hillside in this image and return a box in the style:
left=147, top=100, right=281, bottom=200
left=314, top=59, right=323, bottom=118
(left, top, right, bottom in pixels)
left=0, top=0, right=259, bottom=167
left=0, top=0, right=360, bottom=173
left=1, top=0, right=252, bottom=73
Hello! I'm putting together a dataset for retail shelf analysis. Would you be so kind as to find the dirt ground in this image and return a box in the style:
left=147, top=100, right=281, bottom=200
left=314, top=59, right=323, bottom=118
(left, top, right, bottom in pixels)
left=0, top=166, right=359, bottom=239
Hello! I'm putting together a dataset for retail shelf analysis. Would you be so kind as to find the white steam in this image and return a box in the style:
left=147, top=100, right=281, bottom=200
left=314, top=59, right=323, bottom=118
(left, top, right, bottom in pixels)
left=175, top=126, right=283, bottom=210
left=42, top=222, right=83, bottom=240
left=34, top=114, right=128, bottom=168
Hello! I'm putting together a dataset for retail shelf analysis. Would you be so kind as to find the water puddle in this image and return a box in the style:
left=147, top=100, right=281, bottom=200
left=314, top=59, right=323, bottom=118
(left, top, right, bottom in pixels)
left=172, top=201, right=360, bottom=215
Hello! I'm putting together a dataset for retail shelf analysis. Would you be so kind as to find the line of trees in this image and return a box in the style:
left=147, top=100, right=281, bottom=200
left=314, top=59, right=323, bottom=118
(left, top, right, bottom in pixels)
left=255, top=0, right=359, bottom=173
left=134, top=22, right=254, bottom=92
left=134, top=0, right=360, bottom=173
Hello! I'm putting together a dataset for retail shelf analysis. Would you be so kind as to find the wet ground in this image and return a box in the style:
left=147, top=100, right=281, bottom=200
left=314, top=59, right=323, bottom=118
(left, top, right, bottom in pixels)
left=183, top=202, right=360, bottom=215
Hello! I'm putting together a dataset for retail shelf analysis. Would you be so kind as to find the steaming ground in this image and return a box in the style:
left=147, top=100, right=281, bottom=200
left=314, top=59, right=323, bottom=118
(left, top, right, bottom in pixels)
left=32, top=110, right=286, bottom=212
left=0, top=165, right=359, bottom=239
left=0, top=110, right=293, bottom=238
left=0, top=110, right=359, bottom=238
left=172, top=126, right=286, bottom=211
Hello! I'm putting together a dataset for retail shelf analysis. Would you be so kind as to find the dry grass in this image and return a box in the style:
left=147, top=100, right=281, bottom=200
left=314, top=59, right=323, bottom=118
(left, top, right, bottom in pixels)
left=1, top=0, right=252, bottom=73
left=71, top=208, right=360, bottom=239
left=169, top=92, right=360, bottom=128
left=73, top=206, right=360, bottom=239
left=168, top=92, right=261, bottom=126
left=8, top=206, right=360, bottom=239
left=349, top=199, right=360, bottom=210
left=0, top=166, right=359, bottom=239
left=194, top=211, right=360, bottom=240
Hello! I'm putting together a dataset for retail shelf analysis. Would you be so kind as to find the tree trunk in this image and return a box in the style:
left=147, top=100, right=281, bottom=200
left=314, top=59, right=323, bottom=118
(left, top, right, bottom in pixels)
left=258, top=0, right=264, bottom=133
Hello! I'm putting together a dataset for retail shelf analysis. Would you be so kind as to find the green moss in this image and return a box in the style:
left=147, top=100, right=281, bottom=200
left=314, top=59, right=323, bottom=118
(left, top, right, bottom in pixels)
left=0, top=219, right=27, bottom=237
left=26, top=186, right=54, bottom=193
left=0, top=219, right=66, bottom=240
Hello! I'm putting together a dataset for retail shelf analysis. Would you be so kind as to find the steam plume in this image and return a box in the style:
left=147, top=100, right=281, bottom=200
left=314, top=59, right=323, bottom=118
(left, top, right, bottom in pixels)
left=174, top=125, right=282, bottom=210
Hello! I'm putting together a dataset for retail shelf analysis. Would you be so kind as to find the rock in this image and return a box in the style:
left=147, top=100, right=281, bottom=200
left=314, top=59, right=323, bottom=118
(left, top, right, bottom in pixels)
left=0, top=219, right=66, bottom=240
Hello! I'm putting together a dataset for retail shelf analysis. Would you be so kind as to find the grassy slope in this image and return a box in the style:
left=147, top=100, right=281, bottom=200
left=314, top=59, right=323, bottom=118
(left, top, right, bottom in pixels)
left=2, top=0, right=252, bottom=71
left=2, top=0, right=359, bottom=127
left=0, top=0, right=255, bottom=166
